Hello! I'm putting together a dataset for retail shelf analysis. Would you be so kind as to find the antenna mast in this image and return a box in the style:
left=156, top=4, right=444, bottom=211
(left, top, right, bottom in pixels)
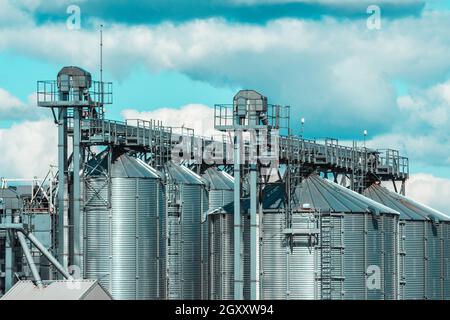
left=100, top=24, right=103, bottom=85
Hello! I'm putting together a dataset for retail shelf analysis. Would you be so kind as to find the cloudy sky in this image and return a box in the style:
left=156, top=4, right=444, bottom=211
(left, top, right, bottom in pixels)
left=0, top=0, right=449, bottom=211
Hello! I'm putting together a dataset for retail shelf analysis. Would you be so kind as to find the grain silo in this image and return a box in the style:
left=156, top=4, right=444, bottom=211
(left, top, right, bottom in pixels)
left=83, top=151, right=165, bottom=300
left=163, top=163, right=209, bottom=300
left=293, top=175, right=400, bottom=300
left=364, top=183, right=450, bottom=300
left=260, top=182, right=320, bottom=300
left=202, top=168, right=234, bottom=300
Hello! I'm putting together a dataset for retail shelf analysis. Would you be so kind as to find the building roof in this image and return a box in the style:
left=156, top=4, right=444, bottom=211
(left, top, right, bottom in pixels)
left=222, top=182, right=286, bottom=213
left=0, top=188, right=22, bottom=210
left=364, top=183, right=450, bottom=222
left=165, top=162, right=205, bottom=185
left=1, top=280, right=112, bottom=300
left=293, top=175, right=400, bottom=215
left=202, top=168, right=234, bottom=190
left=86, top=152, right=162, bottom=179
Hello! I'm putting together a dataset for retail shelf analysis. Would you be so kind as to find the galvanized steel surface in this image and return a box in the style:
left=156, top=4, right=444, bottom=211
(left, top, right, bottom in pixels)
left=84, top=153, right=164, bottom=300
left=364, top=183, right=450, bottom=300
left=295, top=176, right=399, bottom=300
left=204, top=169, right=234, bottom=300
left=326, top=213, right=398, bottom=300
left=164, top=164, right=208, bottom=300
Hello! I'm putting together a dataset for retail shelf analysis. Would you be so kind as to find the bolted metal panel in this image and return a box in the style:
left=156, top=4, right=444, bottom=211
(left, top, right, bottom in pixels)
left=165, top=164, right=208, bottom=300
left=84, top=153, right=164, bottom=300
left=203, top=168, right=234, bottom=300
left=425, top=222, right=442, bottom=300
left=209, top=213, right=234, bottom=300
left=288, top=213, right=320, bottom=300
left=364, top=184, right=450, bottom=300
left=443, top=223, right=450, bottom=300
left=261, top=211, right=320, bottom=300
left=329, top=213, right=399, bottom=300
left=382, top=215, right=398, bottom=300
left=403, top=221, right=425, bottom=299
left=329, top=215, right=345, bottom=300
left=208, top=212, right=251, bottom=300
left=342, top=215, right=366, bottom=299
left=260, top=212, right=287, bottom=299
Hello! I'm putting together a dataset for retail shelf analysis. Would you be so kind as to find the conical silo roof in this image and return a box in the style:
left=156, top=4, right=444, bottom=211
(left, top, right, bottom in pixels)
left=294, top=175, right=399, bottom=215
left=221, top=182, right=286, bottom=213
left=165, top=162, right=205, bottom=185
left=85, top=151, right=161, bottom=179
left=202, top=168, right=234, bottom=190
left=364, top=183, right=450, bottom=222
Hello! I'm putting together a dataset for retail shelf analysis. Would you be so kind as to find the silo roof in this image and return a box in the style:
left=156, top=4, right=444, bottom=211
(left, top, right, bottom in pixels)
left=262, top=183, right=286, bottom=210
left=294, top=175, right=399, bottom=215
left=1, top=280, right=112, bottom=300
left=202, top=168, right=234, bottom=190
left=221, top=182, right=286, bottom=213
left=85, top=152, right=161, bottom=179
left=364, top=183, right=450, bottom=222
left=165, top=162, right=205, bottom=185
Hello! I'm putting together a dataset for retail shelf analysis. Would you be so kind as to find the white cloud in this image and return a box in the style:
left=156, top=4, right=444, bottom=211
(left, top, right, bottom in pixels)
left=0, top=0, right=33, bottom=27
left=231, top=0, right=422, bottom=4
left=122, top=104, right=218, bottom=138
left=0, top=88, right=43, bottom=120
left=383, top=173, right=450, bottom=214
left=1, top=12, right=450, bottom=138
left=0, top=119, right=57, bottom=179
left=367, top=79, right=450, bottom=167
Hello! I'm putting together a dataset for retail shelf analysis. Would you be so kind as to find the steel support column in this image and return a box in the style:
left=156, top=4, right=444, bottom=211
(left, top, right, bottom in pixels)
left=72, top=108, right=82, bottom=271
left=57, top=108, right=68, bottom=272
left=250, top=163, right=258, bottom=300
left=4, top=213, right=13, bottom=291
left=233, top=130, right=243, bottom=300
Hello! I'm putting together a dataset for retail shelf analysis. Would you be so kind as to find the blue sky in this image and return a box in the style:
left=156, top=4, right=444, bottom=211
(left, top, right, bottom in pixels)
left=0, top=0, right=449, bottom=192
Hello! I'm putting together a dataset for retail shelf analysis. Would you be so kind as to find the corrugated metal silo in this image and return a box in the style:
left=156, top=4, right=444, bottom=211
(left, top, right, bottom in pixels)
left=202, top=168, right=234, bottom=300
left=364, top=183, right=450, bottom=300
left=163, top=163, right=209, bottom=300
left=261, top=182, right=319, bottom=300
left=83, top=151, right=165, bottom=300
left=294, top=175, right=400, bottom=300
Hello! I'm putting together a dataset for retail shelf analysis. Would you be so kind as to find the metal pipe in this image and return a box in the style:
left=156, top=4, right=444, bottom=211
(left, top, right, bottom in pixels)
left=57, top=108, right=68, bottom=271
left=73, top=108, right=82, bottom=271
left=25, top=232, right=72, bottom=280
left=4, top=215, right=14, bottom=292
left=250, top=164, right=258, bottom=300
left=17, top=231, right=44, bottom=289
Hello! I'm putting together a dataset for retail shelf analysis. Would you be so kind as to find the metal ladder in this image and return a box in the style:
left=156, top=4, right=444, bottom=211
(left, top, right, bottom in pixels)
left=320, top=213, right=332, bottom=300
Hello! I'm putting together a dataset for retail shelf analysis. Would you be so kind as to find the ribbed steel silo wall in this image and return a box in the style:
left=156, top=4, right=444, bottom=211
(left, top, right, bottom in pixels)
left=288, top=213, right=319, bottom=299
left=400, top=220, right=444, bottom=300
left=329, top=215, right=345, bottom=300
left=402, top=221, right=425, bottom=299
left=425, top=222, right=442, bottom=299
left=334, top=214, right=398, bottom=300
left=166, top=183, right=208, bottom=300
left=84, top=177, right=110, bottom=292
left=208, top=212, right=251, bottom=300
left=201, top=188, right=209, bottom=300
left=207, top=189, right=234, bottom=300
left=382, top=214, right=398, bottom=300
left=443, top=222, right=450, bottom=300
left=260, top=211, right=319, bottom=300
left=209, top=189, right=234, bottom=212
left=84, top=176, right=164, bottom=300
left=209, top=213, right=234, bottom=300
left=260, top=212, right=286, bottom=299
